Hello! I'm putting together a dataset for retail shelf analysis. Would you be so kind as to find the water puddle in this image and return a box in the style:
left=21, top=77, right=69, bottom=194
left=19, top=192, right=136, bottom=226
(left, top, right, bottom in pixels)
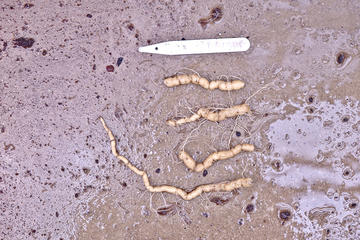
left=262, top=98, right=360, bottom=239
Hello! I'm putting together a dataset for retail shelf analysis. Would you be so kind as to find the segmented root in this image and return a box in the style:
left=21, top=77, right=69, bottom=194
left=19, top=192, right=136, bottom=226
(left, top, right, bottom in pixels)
left=164, top=74, right=245, bottom=91
left=100, top=117, right=252, bottom=201
left=167, top=103, right=250, bottom=127
left=179, top=143, right=254, bottom=172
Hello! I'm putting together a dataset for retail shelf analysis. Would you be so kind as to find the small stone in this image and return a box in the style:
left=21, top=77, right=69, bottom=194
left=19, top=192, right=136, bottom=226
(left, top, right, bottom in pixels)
left=13, top=37, right=35, bottom=48
left=24, top=3, right=34, bottom=8
left=245, top=204, right=254, bottom=213
left=116, top=57, right=123, bottom=66
left=202, top=212, right=208, bottom=218
left=106, top=65, right=114, bottom=72
left=279, top=210, right=291, bottom=221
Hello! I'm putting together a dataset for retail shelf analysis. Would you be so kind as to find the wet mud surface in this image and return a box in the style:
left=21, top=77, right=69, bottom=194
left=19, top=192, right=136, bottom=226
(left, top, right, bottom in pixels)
left=1, top=0, right=360, bottom=239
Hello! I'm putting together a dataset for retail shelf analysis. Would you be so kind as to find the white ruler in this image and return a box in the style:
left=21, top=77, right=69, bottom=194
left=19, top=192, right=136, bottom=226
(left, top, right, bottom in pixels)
left=138, top=37, right=250, bottom=55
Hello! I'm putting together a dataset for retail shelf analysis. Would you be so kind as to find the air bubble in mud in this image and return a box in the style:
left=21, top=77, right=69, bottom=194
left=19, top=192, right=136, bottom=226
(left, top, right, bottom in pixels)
left=326, top=188, right=335, bottom=199
left=306, top=115, right=314, bottom=122
left=305, top=89, right=318, bottom=104
left=278, top=209, right=291, bottom=222
left=271, top=159, right=283, bottom=172
left=335, top=141, right=346, bottom=151
left=316, top=150, right=325, bottom=163
left=323, top=120, right=334, bottom=128
left=307, top=95, right=315, bottom=104
left=335, top=51, right=352, bottom=69
left=336, top=52, right=348, bottom=65
left=266, top=143, right=274, bottom=154
left=293, top=48, right=303, bottom=55
left=355, top=148, right=360, bottom=157
left=342, top=167, right=354, bottom=180
left=141, top=206, right=150, bottom=216
left=306, top=106, right=315, bottom=114
left=341, top=115, right=350, bottom=123
left=349, top=202, right=357, bottom=209
left=292, top=71, right=301, bottom=80
left=352, top=121, right=360, bottom=132
left=321, top=55, right=330, bottom=64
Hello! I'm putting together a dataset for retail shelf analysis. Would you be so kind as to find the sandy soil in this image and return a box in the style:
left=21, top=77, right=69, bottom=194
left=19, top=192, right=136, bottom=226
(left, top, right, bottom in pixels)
left=1, top=0, right=360, bottom=239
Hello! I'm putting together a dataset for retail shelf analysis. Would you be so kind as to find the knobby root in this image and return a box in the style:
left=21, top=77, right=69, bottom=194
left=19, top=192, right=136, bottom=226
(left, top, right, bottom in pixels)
left=167, top=103, right=250, bottom=127
left=164, top=74, right=245, bottom=91
left=100, top=117, right=252, bottom=201
left=179, top=143, right=254, bottom=172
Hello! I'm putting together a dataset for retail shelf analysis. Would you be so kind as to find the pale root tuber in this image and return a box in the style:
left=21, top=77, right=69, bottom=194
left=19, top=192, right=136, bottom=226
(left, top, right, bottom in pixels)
left=179, top=143, right=254, bottom=172
left=167, top=103, right=250, bottom=127
left=164, top=74, right=245, bottom=91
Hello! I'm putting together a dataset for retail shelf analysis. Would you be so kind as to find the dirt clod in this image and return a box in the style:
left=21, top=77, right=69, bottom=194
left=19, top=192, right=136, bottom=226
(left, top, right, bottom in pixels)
left=13, top=37, right=35, bottom=48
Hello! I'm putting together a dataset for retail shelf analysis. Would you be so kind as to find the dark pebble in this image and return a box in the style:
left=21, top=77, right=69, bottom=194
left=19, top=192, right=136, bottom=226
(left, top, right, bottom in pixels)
left=13, top=37, right=35, bottom=48
left=127, top=23, right=134, bottom=31
left=2, top=42, right=8, bottom=51
left=337, top=52, right=345, bottom=64
left=24, top=3, right=34, bottom=8
left=210, top=197, right=229, bottom=206
left=106, top=65, right=114, bottom=72
left=203, top=169, right=208, bottom=177
left=246, top=204, right=254, bottom=213
left=279, top=210, right=291, bottom=221
left=116, top=57, right=123, bottom=66
left=155, top=168, right=160, bottom=173
left=349, top=202, right=357, bottom=209
left=209, top=6, right=223, bottom=22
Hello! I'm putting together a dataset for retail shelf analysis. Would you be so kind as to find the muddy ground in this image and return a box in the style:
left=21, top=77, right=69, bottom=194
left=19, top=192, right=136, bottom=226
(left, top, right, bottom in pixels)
left=1, top=0, right=360, bottom=239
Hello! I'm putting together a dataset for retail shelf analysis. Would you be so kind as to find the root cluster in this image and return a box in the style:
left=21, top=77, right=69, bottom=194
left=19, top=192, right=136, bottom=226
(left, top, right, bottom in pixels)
left=99, top=73, right=254, bottom=200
